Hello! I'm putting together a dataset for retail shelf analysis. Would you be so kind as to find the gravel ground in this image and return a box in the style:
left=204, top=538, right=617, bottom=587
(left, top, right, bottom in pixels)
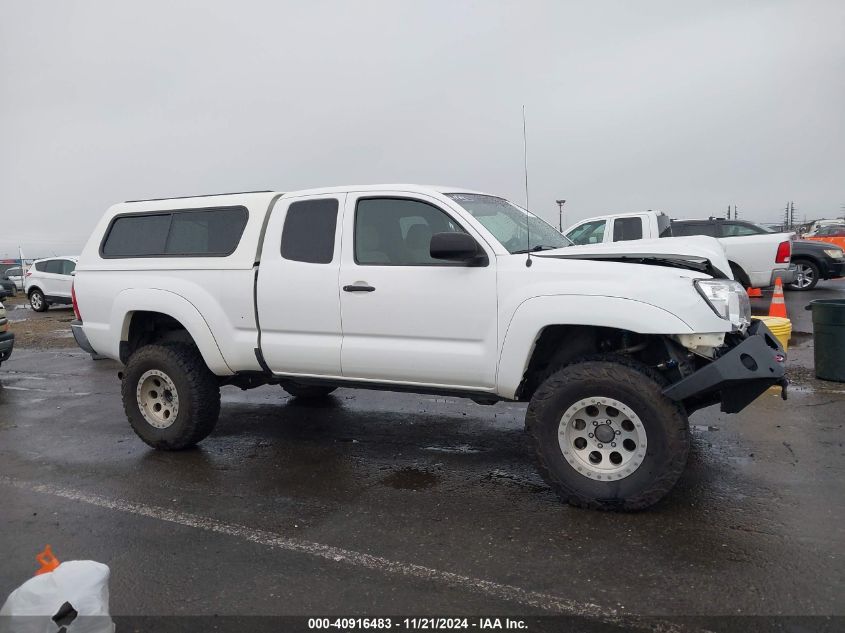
left=2, top=294, right=77, bottom=348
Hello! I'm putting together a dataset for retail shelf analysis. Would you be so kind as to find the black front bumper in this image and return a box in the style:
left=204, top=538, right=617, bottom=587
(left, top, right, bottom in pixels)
left=824, top=260, right=845, bottom=280
left=0, top=331, right=14, bottom=363
left=663, top=320, right=787, bottom=414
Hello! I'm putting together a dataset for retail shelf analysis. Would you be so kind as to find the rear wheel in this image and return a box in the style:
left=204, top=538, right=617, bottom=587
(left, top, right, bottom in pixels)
left=526, top=358, right=690, bottom=511
left=29, top=289, right=48, bottom=312
left=281, top=383, right=337, bottom=399
left=122, top=344, right=220, bottom=450
left=787, top=259, right=819, bottom=291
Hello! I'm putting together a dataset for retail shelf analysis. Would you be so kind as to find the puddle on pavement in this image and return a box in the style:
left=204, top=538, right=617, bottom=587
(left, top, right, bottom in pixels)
left=381, top=467, right=439, bottom=490
left=422, top=444, right=482, bottom=454
left=487, top=468, right=547, bottom=492
left=691, top=425, right=720, bottom=432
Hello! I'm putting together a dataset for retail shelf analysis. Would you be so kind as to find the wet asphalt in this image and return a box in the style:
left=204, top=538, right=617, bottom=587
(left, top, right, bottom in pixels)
left=1, top=283, right=844, bottom=630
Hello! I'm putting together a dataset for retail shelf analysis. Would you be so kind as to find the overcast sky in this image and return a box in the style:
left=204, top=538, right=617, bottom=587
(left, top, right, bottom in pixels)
left=2, top=1, right=843, bottom=258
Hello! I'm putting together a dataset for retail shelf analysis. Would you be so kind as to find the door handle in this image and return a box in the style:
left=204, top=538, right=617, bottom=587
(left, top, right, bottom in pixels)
left=343, top=284, right=376, bottom=292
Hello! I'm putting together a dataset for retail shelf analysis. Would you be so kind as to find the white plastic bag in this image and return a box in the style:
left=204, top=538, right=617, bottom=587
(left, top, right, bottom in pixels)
left=0, top=560, right=114, bottom=633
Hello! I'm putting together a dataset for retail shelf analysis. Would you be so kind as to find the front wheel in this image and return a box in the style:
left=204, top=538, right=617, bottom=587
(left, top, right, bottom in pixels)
left=122, top=344, right=221, bottom=450
left=787, top=259, right=819, bottom=291
left=526, top=359, right=690, bottom=511
left=29, top=289, right=48, bottom=312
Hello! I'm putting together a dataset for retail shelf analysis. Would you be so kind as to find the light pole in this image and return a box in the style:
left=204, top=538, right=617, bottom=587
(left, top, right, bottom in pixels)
left=555, top=199, right=566, bottom=232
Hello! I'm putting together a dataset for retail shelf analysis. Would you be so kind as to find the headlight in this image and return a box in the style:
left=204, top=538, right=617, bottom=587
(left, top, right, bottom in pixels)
left=695, top=279, right=751, bottom=329
left=823, top=248, right=843, bottom=259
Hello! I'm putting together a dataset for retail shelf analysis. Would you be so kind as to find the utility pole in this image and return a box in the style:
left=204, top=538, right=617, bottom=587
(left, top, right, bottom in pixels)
left=726, top=205, right=730, bottom=220
left=555, top=199, right=567, bottom=232
left=789, top=201, right=796, bottom=229
left=783, top=202, right=790, bottom=230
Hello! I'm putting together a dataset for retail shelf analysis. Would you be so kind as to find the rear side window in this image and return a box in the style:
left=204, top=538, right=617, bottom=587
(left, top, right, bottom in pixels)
left=34, top=261, right=47, bottom=272
left=281, top=199, right=339, bottom=264
left=101, top=207, right=248, bottom=257
left=60, top=260, right=76, bottom=275
left=672, top=222, right=717, bottom=237
left=45, top=260, right=63, bottom=274
left=612, top=217, right=643, bottom=241
left=102, top=214, right=174, bottom=257
left=721, top=223, right=763, bottom=237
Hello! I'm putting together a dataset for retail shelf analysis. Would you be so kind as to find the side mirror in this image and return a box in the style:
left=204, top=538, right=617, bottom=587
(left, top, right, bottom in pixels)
left=430, top=232, right=486, bottom=265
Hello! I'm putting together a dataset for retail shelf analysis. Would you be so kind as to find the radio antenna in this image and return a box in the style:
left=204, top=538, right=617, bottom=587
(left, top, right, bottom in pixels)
left=522, top=105, right=532, bottom=267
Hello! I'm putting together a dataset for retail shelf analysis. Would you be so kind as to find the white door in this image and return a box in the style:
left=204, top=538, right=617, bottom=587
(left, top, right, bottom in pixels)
left=41, top=259, right=74, bottom=299
left=339, top=192, right=498, bottom=390
left=56, top=259, right=75, bottom=298
left=257, top=194, right=345, bottom=376
left=37, top=260, right=58, bottom=297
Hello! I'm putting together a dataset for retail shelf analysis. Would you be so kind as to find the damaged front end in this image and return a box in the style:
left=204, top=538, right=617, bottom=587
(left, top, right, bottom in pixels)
left=663, top=320, right=788, bottom=414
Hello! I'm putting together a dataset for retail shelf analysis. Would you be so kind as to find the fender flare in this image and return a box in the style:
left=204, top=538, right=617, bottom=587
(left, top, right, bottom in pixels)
left=496, top=294, right=694, bottom=399
left=727, top=261, right=750, bottom=287
left=111, top=288, right=233, bottom=375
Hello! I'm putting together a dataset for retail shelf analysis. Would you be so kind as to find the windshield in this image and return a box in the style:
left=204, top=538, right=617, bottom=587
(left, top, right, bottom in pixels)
left=446, top=193, right=571, bottom=253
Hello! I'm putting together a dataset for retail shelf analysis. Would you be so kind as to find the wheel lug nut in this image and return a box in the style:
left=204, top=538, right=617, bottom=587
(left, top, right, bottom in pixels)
left=615, top=430, right=621, bottom=435
left=611, top=442, right=616, bottom=447
left=593, top=421, right=598, bottom=426
left=588, top=433, right=594, bottom=438
left=597, top=443, right=603, bottom=448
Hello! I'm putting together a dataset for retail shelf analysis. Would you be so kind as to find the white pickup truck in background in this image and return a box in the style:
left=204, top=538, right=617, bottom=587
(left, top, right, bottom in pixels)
left=564, top=211, right=796, bottom=289
left=71, top=185, right=788, bottom=511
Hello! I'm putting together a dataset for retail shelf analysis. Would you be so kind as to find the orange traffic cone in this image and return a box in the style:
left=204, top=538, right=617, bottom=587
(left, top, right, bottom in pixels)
left=747, top=287, right=762, bottom=298
left=768, top=278, right=787, bottom=318
left=35, top=545, right=60, bottom=575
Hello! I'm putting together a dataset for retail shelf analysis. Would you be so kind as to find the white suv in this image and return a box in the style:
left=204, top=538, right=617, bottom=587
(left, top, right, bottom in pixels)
left=25, top=257, right=78, bottom=312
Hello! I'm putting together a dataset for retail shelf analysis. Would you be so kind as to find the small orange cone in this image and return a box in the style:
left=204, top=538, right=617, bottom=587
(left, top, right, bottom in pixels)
left=35, top=544, right=60, bottom=575
left=768, top=278, right=787, bottom=318
left=747, top=287, right=762, bottom=298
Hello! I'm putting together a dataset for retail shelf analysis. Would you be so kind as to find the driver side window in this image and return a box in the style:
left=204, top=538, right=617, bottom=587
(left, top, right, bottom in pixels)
left=355, top=198, right=467, bottom=266
left=566, top=220, right=606, bottom=245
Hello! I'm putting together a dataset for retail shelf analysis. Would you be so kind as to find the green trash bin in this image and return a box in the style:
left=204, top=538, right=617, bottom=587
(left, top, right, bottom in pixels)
left=806, top=299, right=845, bottom=382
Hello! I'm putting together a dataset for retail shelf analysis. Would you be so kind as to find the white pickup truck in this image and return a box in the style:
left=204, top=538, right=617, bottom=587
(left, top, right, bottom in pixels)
left=72, top=185, right=787, bottom=511
left=564, top=211, right=796, bottom=289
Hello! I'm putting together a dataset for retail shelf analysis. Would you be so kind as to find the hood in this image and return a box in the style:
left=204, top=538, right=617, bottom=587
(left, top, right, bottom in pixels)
left=536, top=236, right=732, bottom=279
left=794, top=238, right=843, bottom=251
